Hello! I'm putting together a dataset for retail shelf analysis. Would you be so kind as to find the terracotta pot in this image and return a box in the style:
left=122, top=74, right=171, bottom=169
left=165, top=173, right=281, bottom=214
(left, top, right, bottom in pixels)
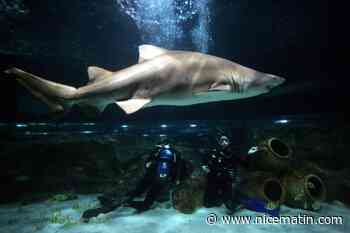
left=250, top=137, right=293, bottom=172
left=240, top=171, right=285, bottom=206
left=282, top=171, right=326, bottom=210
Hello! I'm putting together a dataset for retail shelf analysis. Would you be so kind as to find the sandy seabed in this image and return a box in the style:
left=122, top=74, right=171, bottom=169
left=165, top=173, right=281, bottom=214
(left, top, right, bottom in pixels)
left=0, top=195, right=348, bottom=233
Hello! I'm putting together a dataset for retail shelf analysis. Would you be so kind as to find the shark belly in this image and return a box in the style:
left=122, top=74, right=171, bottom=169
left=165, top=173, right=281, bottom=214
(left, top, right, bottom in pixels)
left=145, top=90, right=263, bottom=108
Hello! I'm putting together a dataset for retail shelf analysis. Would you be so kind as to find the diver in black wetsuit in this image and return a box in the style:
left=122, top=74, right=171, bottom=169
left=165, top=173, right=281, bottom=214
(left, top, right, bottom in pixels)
left=82, top=141, right=186, bottom=221
left=202, top=135, right=250, bottom=213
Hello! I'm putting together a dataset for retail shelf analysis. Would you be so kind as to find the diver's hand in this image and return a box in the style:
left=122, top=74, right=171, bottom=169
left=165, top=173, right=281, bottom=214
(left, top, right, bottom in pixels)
left=145, top=161, right=152, bottom=168
left=247, top=146, right=259, bottom=155
left=202, top=165, right=210, bottom=173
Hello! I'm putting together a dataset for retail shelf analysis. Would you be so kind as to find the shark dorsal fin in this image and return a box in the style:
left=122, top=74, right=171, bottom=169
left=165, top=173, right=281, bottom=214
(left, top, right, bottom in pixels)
left=138, top=44, right=168, bottom=63
left=87, top=66, right=113, bottom=84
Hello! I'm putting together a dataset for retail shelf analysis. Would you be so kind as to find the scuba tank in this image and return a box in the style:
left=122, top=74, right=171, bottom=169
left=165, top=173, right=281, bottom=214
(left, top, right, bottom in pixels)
left=158, top=162, right=170, bottom=178
left=156, top=145, right=176, bottom=180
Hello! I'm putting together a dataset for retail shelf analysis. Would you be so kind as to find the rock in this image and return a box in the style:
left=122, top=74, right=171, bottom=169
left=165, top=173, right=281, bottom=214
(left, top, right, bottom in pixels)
left=172, top=171, right=206, bottom=214
left=49, top=192, right=78, bottom=202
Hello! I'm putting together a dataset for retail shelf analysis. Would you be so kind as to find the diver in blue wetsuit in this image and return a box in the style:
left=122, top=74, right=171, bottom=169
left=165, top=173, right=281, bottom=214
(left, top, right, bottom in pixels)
left=125, top=141, right=186, bottom=212
left=82, top=141, right=186, bottom=221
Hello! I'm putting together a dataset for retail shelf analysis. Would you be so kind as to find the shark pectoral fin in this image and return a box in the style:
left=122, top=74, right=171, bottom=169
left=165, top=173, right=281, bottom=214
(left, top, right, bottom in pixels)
left=116, top=98, right=151, bottom=114
left=138, top=44, right=168, bottom=63
left=87, top=66, right=113, bottom=84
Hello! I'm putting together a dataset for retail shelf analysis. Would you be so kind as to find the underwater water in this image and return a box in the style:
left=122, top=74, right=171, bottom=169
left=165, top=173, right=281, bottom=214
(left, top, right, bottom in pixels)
left=0, top=0, right=347, bottom=233
left=1, top=116, right=350, bottom=233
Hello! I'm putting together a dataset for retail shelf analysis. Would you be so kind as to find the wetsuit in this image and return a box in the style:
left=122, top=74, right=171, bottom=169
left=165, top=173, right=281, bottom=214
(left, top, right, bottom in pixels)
left=127, top=145, right=185, bottom=212
left=82, top=145, right=185, bottom=221
left=203, top=143, right=249, bottom=212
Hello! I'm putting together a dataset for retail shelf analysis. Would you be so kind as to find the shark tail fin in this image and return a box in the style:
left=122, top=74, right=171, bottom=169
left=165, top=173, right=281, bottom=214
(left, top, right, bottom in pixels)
left=4, top=67, right=77, bottom=114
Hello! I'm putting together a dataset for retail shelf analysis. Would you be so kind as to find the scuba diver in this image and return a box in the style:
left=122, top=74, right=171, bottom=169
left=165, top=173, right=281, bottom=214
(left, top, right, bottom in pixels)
left=125, top=140, right=186, bottom=212
left=82, top=140, right=186, bottom=221
left=202, top=134, right=250, bottom=214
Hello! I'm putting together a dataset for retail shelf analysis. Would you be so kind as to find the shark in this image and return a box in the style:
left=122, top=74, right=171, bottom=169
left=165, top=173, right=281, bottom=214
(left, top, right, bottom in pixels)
left=4, top=44, right=285, bottom=115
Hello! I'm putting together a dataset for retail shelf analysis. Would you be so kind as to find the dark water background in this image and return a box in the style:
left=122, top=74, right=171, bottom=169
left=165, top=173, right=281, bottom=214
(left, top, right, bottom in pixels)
left=1, top=0, right=350, bottom=211
left=0, top=0, right=343, bottom=122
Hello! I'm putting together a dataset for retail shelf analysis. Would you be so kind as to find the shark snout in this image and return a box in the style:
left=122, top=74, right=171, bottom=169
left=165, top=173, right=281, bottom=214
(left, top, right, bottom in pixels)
left=269, top=74, right=286, bottom=86
left=268, top=74, right=285, bottom=82
left=262, top=74, right=286, bottom=92
left=278, top=76, right=286, bottom=84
